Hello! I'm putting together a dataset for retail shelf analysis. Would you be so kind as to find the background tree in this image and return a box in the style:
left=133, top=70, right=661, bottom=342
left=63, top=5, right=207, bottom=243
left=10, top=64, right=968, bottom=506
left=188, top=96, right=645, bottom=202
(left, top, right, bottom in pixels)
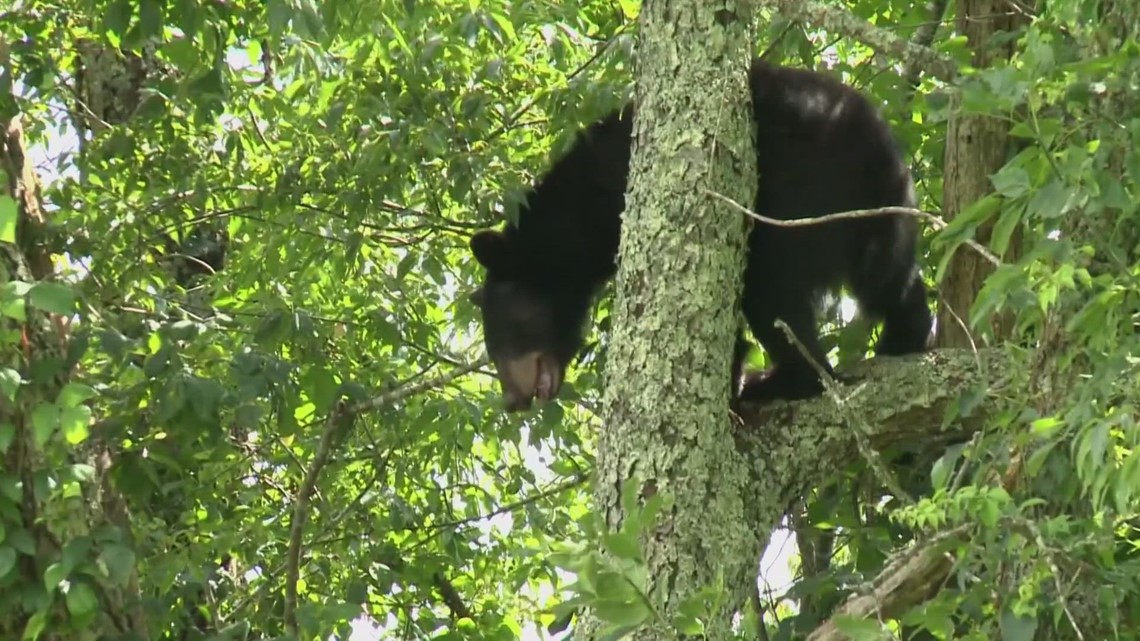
left=1, top=0, right=1140, bottom=640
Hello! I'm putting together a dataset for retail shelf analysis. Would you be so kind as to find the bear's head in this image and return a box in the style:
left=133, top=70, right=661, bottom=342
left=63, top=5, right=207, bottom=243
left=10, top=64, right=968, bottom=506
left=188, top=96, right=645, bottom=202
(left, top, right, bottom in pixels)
left=468, top=230, right=591, bottom=412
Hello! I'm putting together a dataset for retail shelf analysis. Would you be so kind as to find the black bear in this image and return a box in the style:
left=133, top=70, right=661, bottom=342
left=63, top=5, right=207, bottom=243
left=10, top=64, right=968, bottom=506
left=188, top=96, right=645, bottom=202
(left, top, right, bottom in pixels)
left=467, top=58, right=932, bottom=412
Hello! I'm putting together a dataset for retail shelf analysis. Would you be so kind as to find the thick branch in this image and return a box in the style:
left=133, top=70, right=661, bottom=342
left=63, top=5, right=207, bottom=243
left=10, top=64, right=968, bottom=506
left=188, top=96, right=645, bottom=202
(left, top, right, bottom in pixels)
left=734, top=347, right=1014, bottom=545
left=806, top=530, right=961, bottom=641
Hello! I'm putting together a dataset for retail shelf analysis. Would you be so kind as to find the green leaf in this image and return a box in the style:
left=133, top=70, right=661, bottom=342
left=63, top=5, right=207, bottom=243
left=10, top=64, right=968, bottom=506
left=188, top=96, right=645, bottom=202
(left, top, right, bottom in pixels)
left=57, top=540, right=89, bottom=579
left=672, top=613, right=704, bottom=636
left=103, top=0, right=134, bottom=37
left=0, top=368, right=20, bottom=401
left=0, top=546, right=15, bottom=579
left=61, top=405, right=92, bottom=445
left=596, top=623, right=642, bottom=641
left=254, top=309, right=291, bottom=346
left=266, top=0, right=292, bottom=38
left=345, top=580, right=368, bottom=605
left=68, top=464, right=96, bottom=482
left=213, top=621, right=251, bottom=641
left=143, top=345, right=173, bottom=378
left=931, top=193, right=1001, bottom=282
left=990, top=166, right=1030, bottom=198
left=31, top=403, right=59, bottom=447
left=593, top=598, right=651, bottom=627
left=43, top=561, right=68, bottom=592
left=100, top=543, right=136, bottom=586
left=619, top=477, right=641, bottom=522
left=65, top=582, right=99, bottom=616
left=0, top=281, right=29, bottom=321
left=57, top=383, right=97, bottom=407
left=0, top=422, right=16, bottom=453
left=22, top=610, right=47, bottom=641
left=187, top=65, right=227, bottom=116
left=930, top=443, right=964, bottom=491
left=186, top=376, right=222, bottom=423
left=28, top=282, right=76, bottom=316
left=7, top=527, right=35, bottom=555
left=2, top=280, right=32, bottom=298
left=1030, top=416, right=1063, bottom=437
left=990, top=202, right=1024, bottom=257
left=0, top=195, right=16, bottom=243
left=488, top=12, right=517, bottom=41
left=294, top=0, right=324, bottom=38
left=833, top=615, right=888, bottom=641
left=594, top=571, right=638, bottom=603
left=138, top=0, right=164, bottom=39
left=979, top=496, right=1001, bottom=528
left=1027, top=179, right=1068, bottom=219
left=602, top=530, right=642, bottom=562
left=636, top=493, right=666, bottom=532
left=1000, top=608, right=1038, bottom=641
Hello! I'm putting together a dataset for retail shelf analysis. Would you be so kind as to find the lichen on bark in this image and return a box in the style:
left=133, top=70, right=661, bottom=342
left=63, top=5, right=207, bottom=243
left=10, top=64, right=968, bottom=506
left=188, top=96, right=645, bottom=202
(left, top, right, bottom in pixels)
left=586, top=1, right=759, bottom=639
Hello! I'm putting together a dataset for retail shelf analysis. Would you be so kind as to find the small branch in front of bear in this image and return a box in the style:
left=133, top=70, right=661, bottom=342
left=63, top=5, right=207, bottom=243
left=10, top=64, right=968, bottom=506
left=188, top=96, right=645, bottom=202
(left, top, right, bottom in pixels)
left=904, top=0, right=950, bottom=93
left=774, top=319, right=916, bottom=507
left=702, top=188, right=1002, bottom=267
left=937, top=294, right=981, bottom=356
left=772, top=318, right=844, bottom=402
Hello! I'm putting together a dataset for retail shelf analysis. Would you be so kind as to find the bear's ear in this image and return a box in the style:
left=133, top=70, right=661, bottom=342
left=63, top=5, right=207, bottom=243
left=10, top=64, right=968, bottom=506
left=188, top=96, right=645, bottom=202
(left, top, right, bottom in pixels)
left=469, top=230, right=512, bottom=272
left=468, top=287, right=485, bottom=307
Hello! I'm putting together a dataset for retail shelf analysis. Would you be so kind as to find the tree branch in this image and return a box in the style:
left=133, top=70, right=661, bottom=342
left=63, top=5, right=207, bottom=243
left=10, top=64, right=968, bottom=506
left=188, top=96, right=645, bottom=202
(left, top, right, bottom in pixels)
left=283, top=358, right=487, bottom=634
left=727, top=348, right=1013, bottom=636
left=904, top=0, right=951, bottom=93
left=757, top=0, right=959, bottom=81
left=733, top=347, right=1014, bottom=550
left=702, top=189, right=1002, bottom=267
left=806, top=526, right=963, bottom=641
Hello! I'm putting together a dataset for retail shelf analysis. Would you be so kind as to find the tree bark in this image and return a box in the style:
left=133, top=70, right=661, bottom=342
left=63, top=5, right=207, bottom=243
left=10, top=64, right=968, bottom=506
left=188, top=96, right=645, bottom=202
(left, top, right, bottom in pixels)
left=1, top=112, right=150, bottom=640
left=935, top=0, right=1027, bottom=348
left=581, top=1, right=758, bottom=639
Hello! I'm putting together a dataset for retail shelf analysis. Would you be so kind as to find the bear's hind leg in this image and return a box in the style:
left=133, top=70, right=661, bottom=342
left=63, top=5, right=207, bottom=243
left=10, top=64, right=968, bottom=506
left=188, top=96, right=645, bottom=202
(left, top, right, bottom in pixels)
left=847, top=230, right=932, bottom=356
left=739, top=287, right=833, bottom=403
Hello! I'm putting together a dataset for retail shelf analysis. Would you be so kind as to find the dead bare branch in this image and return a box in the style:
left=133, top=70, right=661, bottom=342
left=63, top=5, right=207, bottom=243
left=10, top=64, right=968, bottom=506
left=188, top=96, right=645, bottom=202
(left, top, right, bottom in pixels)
left=702, top=188, right=1003, bottom=267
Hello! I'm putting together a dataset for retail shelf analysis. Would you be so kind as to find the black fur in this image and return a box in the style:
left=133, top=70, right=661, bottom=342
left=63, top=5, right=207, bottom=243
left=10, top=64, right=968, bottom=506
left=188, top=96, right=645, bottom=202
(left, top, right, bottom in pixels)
left=468, top=58, right=932, bottom=412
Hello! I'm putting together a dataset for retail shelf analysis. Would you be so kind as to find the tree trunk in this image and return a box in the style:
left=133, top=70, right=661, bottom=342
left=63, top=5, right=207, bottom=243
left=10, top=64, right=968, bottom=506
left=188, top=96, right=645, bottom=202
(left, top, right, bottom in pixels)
left=935, top=0, right=1027, bottom=348
left=580, top=1, right=757, bottom=639
left=1, top=113, right=149, bottom=640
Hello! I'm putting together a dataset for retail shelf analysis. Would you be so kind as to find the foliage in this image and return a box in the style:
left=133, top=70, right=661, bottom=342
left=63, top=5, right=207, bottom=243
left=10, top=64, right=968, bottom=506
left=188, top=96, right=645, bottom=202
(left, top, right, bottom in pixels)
left=2, top=0, right=1140, bottom=639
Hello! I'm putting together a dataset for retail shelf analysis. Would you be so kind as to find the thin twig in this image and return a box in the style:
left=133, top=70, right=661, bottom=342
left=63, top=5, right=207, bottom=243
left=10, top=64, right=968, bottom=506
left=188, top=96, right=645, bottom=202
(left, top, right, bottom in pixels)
left=283, top=400, right=354, bottom=634
left=348, top=357, right=487, bottom=414
left=702, top=188, right=1003, bottom=267
left=754, top=0, right=959, bottom=82
left=1016, top=516, right=1086, bottom=641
